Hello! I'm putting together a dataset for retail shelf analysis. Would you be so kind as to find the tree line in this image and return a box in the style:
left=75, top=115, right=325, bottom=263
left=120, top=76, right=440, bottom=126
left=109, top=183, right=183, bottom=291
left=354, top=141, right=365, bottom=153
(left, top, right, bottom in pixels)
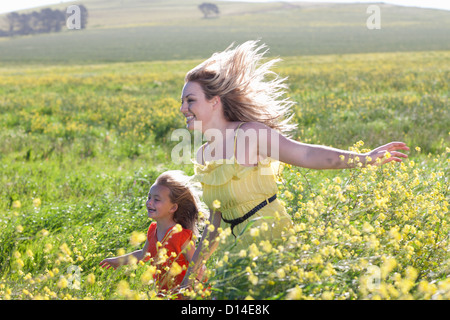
left=0, top=5, right=88, bottom=37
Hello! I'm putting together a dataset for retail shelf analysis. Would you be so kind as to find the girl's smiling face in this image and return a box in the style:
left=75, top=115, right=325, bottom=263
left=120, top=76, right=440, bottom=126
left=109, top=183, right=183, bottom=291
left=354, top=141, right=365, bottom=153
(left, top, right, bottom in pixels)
left=180, top=81, right=217, bottom=132
left=146, top=184, right=178, bottom=222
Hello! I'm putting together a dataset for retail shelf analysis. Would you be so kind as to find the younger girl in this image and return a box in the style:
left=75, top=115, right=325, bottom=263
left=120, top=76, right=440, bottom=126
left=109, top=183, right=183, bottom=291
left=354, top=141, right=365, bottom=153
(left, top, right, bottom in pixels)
left=99, top=170, right=205, bottom=293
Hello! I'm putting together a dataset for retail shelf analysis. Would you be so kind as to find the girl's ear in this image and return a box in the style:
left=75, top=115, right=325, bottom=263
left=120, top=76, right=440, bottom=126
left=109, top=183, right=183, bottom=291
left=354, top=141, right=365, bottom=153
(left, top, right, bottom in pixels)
left=211, top=96, right=221, bottom=108
left=170, top=203, right=178, bottom=214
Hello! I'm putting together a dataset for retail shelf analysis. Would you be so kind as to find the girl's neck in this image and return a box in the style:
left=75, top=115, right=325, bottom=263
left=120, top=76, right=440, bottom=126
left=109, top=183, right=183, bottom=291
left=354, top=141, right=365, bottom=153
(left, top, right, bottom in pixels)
left=204, top=121, right=240, bottom=144
left=203, top=116, right=236, bottom=139
left=155, top=219, right=177, bottom=242
left=203, top=121, right=243, bottom=161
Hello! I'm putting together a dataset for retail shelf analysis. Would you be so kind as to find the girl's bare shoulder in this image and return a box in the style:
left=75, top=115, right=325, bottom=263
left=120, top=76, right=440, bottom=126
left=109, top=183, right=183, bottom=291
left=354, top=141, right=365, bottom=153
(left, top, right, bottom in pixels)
left=237, top=121, right=271, bottom=132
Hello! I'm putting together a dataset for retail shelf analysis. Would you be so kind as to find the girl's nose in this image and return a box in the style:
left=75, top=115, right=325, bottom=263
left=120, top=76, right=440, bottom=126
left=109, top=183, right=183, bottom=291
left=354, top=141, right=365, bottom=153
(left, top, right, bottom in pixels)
left=180, top=101, right=187, bottom=113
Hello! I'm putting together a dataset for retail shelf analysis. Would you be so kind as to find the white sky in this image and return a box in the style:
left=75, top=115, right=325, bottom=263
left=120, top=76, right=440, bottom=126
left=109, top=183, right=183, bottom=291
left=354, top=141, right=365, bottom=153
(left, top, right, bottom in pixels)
left=0, top=0, right=449, bottom=14
left=0, top=0, right=75, bottom=14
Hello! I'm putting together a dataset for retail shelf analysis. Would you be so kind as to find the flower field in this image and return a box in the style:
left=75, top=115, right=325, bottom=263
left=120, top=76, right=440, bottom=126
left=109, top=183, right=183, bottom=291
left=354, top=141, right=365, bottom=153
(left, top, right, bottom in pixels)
left=0, top=50, right=448, bottom=300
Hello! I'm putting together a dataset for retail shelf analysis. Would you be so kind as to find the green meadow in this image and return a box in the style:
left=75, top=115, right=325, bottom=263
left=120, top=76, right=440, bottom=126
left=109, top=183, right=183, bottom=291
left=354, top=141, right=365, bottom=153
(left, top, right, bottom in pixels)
left=0, top=0, right=448, bottom=300
left=0, top=0, right=449, bottom=63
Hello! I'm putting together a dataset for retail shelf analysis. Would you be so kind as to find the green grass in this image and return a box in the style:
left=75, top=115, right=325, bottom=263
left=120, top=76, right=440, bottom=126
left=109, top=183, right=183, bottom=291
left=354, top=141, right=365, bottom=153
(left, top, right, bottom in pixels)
left=0, top=0, right=448, bottom=301
left=0, top=49, right=448, bottom=300
left=0, top=1, right=449, bottom=64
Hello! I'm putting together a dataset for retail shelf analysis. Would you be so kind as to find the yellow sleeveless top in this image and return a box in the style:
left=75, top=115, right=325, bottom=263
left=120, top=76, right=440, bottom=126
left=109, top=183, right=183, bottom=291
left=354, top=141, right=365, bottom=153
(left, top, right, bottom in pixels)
left=192, top=122, right=293, bottom=249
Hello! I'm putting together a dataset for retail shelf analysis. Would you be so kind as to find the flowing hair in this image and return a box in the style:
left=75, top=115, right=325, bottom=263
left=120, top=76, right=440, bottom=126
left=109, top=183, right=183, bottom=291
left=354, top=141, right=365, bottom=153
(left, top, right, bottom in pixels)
left=155, top=170, right=207, bottom=237
left=185, top=40, right=297, bottom=136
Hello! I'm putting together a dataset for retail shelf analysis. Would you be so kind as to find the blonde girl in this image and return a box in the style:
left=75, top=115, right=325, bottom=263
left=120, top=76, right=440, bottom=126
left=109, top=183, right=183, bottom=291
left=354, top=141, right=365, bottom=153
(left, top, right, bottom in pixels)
left=100, top=170, right=205, bottom=292
left=179, top=40, right=409, bottom=287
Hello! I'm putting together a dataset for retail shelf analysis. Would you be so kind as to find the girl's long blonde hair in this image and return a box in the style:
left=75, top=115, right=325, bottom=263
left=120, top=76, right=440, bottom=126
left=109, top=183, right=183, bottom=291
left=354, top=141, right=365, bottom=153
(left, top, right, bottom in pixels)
left=185, top=40, right=297, bottom=135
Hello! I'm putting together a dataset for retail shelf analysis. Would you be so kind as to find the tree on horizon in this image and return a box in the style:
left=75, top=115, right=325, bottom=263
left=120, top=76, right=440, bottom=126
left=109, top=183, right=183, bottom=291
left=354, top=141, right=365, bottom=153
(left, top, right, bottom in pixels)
left=198, top=3, right=220, bottom=19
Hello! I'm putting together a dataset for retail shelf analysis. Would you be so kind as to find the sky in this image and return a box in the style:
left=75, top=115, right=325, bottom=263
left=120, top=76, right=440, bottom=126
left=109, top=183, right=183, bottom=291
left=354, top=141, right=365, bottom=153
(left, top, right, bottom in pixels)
left=0, top=0, right=449, bottom=14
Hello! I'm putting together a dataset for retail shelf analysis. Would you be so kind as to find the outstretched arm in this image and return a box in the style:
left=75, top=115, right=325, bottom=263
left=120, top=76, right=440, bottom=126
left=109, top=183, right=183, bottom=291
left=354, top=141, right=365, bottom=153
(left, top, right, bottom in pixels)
left=277, top=139, right=410, bottom=169
left=236, top=122, right=409, bottom=169
left=99, top=240, right=150, bottom=270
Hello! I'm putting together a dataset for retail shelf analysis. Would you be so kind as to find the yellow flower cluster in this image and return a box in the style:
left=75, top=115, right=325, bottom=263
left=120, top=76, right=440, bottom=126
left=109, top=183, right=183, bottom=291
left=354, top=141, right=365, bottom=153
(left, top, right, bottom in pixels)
left=189, top=146, right=449, bottom=300
left=2, top=142, right=446, bottom=300
left=0, top=51, right=448, bottom=300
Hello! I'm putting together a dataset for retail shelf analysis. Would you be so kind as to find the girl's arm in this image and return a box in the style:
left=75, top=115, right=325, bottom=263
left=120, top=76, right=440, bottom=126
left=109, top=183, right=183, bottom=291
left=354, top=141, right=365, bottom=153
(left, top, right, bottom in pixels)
left=181, top=235, right=207, bottom=281
left=181, top=209, right=222, bottom=287
left=182, top=239, right=196, bottom=263
left=236, top=122, right=409, bottom=169
left=277, top=138, right=409, bottom=169
left=99, top=240, right=150, bottom=270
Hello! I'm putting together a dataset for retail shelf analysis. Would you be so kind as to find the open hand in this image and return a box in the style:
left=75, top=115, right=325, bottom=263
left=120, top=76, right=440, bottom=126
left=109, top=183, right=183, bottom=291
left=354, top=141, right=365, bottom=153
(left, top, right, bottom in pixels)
left=366, top=142, right=410, bottom=166
left=99, top=257, right=120, bottom=270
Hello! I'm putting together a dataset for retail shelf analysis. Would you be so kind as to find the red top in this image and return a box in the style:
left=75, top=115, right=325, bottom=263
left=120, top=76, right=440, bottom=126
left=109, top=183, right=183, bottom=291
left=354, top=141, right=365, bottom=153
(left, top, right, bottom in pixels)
left=144, top=222, right=192, bottom=291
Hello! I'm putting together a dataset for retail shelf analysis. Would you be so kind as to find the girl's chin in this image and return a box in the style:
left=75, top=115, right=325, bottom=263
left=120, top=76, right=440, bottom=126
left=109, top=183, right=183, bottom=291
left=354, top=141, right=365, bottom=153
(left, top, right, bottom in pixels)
left=186, top=119, right=204, bottom=131
left=186, top=121, right=195, bottom=130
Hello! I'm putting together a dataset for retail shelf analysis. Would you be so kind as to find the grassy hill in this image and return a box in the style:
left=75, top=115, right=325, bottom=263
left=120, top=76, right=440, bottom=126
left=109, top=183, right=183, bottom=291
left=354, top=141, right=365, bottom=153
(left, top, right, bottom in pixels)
left=0, top=0, right=449, bottom=64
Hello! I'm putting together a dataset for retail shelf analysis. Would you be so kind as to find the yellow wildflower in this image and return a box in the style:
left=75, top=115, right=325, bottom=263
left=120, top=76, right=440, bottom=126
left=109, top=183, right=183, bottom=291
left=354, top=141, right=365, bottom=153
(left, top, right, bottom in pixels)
left=212, top=200, right=221, bottom=209
left=250, top=227, right=260, bottom=237
left=259, top=240, right=272, bottom=253
left=86, top=273, right=96, bottom=285
left=33, top=198, right=42, bottom=207
left=284, top=190, right=294, bottom=201
left=59, top=243, right=72, bottom=256
left=12, top=200, right=21, bottom=209
left=276, top=268, right=286, bottom=279
left=207, top=224, right=215, bottom=233
left=362, top=221, right=374, bottom=233
left=130, top=231, right=146, bottom=247
left=286, top=286, right=303, bottom=300
left=248, top=274, right=258, bottom=285
left=333, top=177, right=342, bottom=184
left=322, top=291, right=334, bottom=300
left=141, top=265, right=157, bottom=284
left=172, top=224, right=183, bottom=234
left=169, top=262, right=182, bottom=277
left=117, top=280, right=131, bottom=297
left=248, top=243, right=260, bottom=258
left=57, top=277, right=68, bottom=289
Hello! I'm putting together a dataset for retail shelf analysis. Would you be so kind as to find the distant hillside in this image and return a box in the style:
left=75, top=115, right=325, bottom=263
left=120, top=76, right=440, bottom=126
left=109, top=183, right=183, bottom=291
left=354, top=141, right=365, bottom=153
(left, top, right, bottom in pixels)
left=0, top=0, right=449, bottom=64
